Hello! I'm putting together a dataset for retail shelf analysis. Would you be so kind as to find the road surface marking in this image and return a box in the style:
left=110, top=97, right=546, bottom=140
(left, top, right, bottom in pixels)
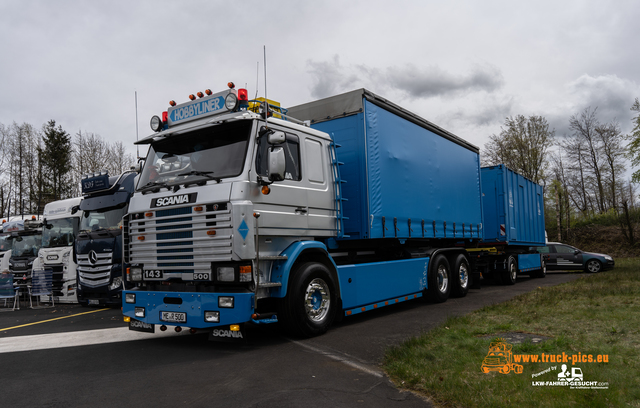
left=0, top=326, right=189, bottom=353
left=290, top=339, right=384, bottom=378
left=0, top=308, right=110, bottom=332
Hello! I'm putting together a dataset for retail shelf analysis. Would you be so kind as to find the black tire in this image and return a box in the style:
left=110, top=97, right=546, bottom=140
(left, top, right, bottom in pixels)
left=450, top=253, right=470, bottom=298
left=428, top=254, right=451, bottom=303
left=280, top=262, right=338, bottom=338
left=585, top=259, right=602, bottom=273
left=532, top=257, right=547, bottom=278
left=502, top=255, right=517, bottom=285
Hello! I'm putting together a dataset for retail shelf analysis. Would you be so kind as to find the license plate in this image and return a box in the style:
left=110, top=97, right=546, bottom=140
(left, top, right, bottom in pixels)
left=144, top=270, right=163, bottom=279
left=161, top=311, right=187, bottom=323
left=88, top=299, right=99, bottom=305
left=129, top=318, right=155, bottom=333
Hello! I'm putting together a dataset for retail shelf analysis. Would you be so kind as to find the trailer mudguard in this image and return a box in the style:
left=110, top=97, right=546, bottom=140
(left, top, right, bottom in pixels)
left=269, top=240, right=339, bottom=299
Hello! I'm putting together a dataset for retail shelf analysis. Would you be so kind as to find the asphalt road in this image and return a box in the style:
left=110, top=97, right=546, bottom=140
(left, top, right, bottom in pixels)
left=0, top=272, right=583, bottom=408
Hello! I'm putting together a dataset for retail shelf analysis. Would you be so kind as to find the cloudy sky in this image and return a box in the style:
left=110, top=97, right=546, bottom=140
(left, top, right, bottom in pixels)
left=1, top=0, right=639, bottom=164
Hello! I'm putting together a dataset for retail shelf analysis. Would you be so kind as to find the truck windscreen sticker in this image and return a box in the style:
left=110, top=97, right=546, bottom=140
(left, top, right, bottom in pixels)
left=151, top=193, right=198, bottom=208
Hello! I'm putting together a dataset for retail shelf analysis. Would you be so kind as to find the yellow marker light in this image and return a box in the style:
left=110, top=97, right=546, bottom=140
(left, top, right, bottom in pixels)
left=197, top=91, right=204, bottom=98
left=137, top=236, right=145, bottom=241
left=124, top=316, right=131, bottom=322
left=230, top=325, right=240, bottom=331
left=145, top=212, right=153, bottom=217
left=205, top=89, right=212, bottom=95
left=194, top=206, right=204, bottom=212
left=261, top=185, right=271, bottom=195
left=206, top=230, right=216, bottom=236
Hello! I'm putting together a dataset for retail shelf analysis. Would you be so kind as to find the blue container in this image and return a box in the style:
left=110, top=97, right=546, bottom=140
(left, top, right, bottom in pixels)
left=480, top=165, right=545, bottom=246
left=288, top=89, right=483, bottom=241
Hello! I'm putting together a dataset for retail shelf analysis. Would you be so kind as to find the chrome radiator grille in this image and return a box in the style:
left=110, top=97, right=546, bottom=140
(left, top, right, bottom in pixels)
left=124, top=204, right=233, bottom=276
left=77, top=252, right=113, bottom=288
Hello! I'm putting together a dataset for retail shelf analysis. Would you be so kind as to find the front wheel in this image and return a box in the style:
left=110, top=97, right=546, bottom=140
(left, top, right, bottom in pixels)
left=280, top=262, right=338, bottom=337
left=585, top=259, right=602, bottom=273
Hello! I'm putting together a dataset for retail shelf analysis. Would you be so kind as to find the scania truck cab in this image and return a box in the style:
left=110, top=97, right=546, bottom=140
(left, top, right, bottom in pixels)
left=76, top=171, right=136, bottom=306
left=32, top=197, right=82, bottom=303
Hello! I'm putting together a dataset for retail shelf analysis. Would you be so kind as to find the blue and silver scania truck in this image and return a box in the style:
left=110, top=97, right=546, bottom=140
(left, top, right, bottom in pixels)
left=122, top=85, right=545, bottom=339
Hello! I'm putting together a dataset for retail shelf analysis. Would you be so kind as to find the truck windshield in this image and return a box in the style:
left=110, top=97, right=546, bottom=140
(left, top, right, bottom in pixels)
left=80, top=205, right=128, bottom=233
left=10, top=234, right=42, bottom=258
left=42, top=218, right=79, bottom=248
left=137, top=120, right=253, bottom=190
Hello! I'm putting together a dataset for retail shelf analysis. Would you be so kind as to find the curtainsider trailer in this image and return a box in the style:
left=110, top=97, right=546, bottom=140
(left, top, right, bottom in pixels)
left=122, top=86, right=545, bottom=339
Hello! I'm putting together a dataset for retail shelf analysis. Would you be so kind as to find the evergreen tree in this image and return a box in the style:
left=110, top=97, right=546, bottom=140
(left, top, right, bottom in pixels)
left=40, top=120, right=72, bottom=201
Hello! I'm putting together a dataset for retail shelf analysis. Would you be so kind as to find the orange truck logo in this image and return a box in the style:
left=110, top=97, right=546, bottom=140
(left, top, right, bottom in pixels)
left=481, top=338, right=523, bottom=374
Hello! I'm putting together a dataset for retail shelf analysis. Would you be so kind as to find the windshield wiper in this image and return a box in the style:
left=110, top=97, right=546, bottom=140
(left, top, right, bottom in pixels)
left=139, top=180, right=170, bottom=193
left=178, top=171, right=221, bottom=183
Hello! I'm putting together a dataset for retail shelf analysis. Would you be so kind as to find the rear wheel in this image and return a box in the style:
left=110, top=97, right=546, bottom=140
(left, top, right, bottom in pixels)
left=450, top=254, right=470, bottom=298
left=502, top=256, right=517, bottom=285
left=280, top=262, right=338, bottom=337
left=428, top=254, right=451, bottom=303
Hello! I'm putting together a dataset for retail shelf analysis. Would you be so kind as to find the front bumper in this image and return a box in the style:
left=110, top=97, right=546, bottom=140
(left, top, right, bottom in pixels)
left=122, top=289, right=255, bottom=329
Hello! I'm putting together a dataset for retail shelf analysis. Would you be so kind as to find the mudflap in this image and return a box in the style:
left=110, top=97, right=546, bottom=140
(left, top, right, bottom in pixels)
left=129, top=318, right=155, bottom=333
left=208, top=324, right=247, bottom=343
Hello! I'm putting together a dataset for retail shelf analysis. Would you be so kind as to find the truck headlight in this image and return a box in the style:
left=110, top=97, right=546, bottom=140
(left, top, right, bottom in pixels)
left=217, top=267, right=235, bottom=282
left=204, top=311, right=220, bottom=323
left=63, top=250, right=71, bottom=259
left=125, top=293, right=136, bottom=304
left=134, top=307, right=145, bottom=318
left=129, top=267, right=143, bottom=282
left=109, top=277, right=122, bottom=290
left=218, top=296, right=234, bottom=308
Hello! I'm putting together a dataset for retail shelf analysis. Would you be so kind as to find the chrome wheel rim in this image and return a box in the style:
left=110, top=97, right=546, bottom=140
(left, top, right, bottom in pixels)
left=304, top=278, right=330, bottom=322
left=437, top=264, right=449, bottom=293
left=458, top=263, right=469, bottom=288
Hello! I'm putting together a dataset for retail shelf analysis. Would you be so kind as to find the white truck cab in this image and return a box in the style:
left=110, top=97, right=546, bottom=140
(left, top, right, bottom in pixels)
left=32, top=197, right=83, bottom=303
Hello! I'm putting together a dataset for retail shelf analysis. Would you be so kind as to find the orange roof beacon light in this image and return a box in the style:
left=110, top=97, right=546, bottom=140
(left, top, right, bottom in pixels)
left=189, top=94, right=196, bottom=101
left=205, top=89, right=212, bottom=95
left=197, top=91, right=204, bottom=98
left=227, top=82, right=235, bottom=89
left=169, top=100, right=176, bottom=106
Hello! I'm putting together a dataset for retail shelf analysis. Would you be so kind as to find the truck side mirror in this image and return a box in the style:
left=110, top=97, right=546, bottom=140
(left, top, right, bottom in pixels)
left=268, top=147, right=286, bottom=182
left=268, top=131, right=286, bottom=145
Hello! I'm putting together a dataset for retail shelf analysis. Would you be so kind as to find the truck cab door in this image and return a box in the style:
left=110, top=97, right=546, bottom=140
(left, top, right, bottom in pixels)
left=253, top=128, right=308, bottom=234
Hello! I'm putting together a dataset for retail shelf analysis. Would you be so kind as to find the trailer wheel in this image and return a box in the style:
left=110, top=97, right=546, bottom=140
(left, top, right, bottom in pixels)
left=280, top=262, right=337, bottom=338
left=428, top=254, right=451, bottom=303
left=532, top=257, right=546, bottom=278
left=450, top=254, right=470, bottom=298
left=502, top=256, right=517, bottom=285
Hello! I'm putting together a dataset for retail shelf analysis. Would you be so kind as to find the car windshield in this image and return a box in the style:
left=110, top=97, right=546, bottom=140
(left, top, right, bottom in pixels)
left=42, top=218, right=79, bottom=248
left=10, top=234, right=42, bottom=257
left=137, top=120, right=253, bottom=190
left=80, top=204, right=128, bottom=233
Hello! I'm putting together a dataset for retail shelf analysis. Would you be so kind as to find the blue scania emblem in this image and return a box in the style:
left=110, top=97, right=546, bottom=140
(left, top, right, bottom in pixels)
left=238, top=219, right=249, bottom=241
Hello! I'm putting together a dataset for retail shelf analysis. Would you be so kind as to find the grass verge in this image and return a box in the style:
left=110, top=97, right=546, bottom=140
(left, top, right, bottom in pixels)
left=383, top=258, right=640, bottom=407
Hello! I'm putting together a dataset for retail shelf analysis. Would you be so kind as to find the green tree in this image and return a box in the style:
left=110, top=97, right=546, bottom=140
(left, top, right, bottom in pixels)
left=627, top=98, right=640, bottom=182
left=482, top=115, right=554, bottom=185
left=39, top=120, right=72, bottom=202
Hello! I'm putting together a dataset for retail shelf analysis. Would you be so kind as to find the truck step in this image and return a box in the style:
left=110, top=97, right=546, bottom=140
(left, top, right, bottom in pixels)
left=258, top=282, right=282, bottom=288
